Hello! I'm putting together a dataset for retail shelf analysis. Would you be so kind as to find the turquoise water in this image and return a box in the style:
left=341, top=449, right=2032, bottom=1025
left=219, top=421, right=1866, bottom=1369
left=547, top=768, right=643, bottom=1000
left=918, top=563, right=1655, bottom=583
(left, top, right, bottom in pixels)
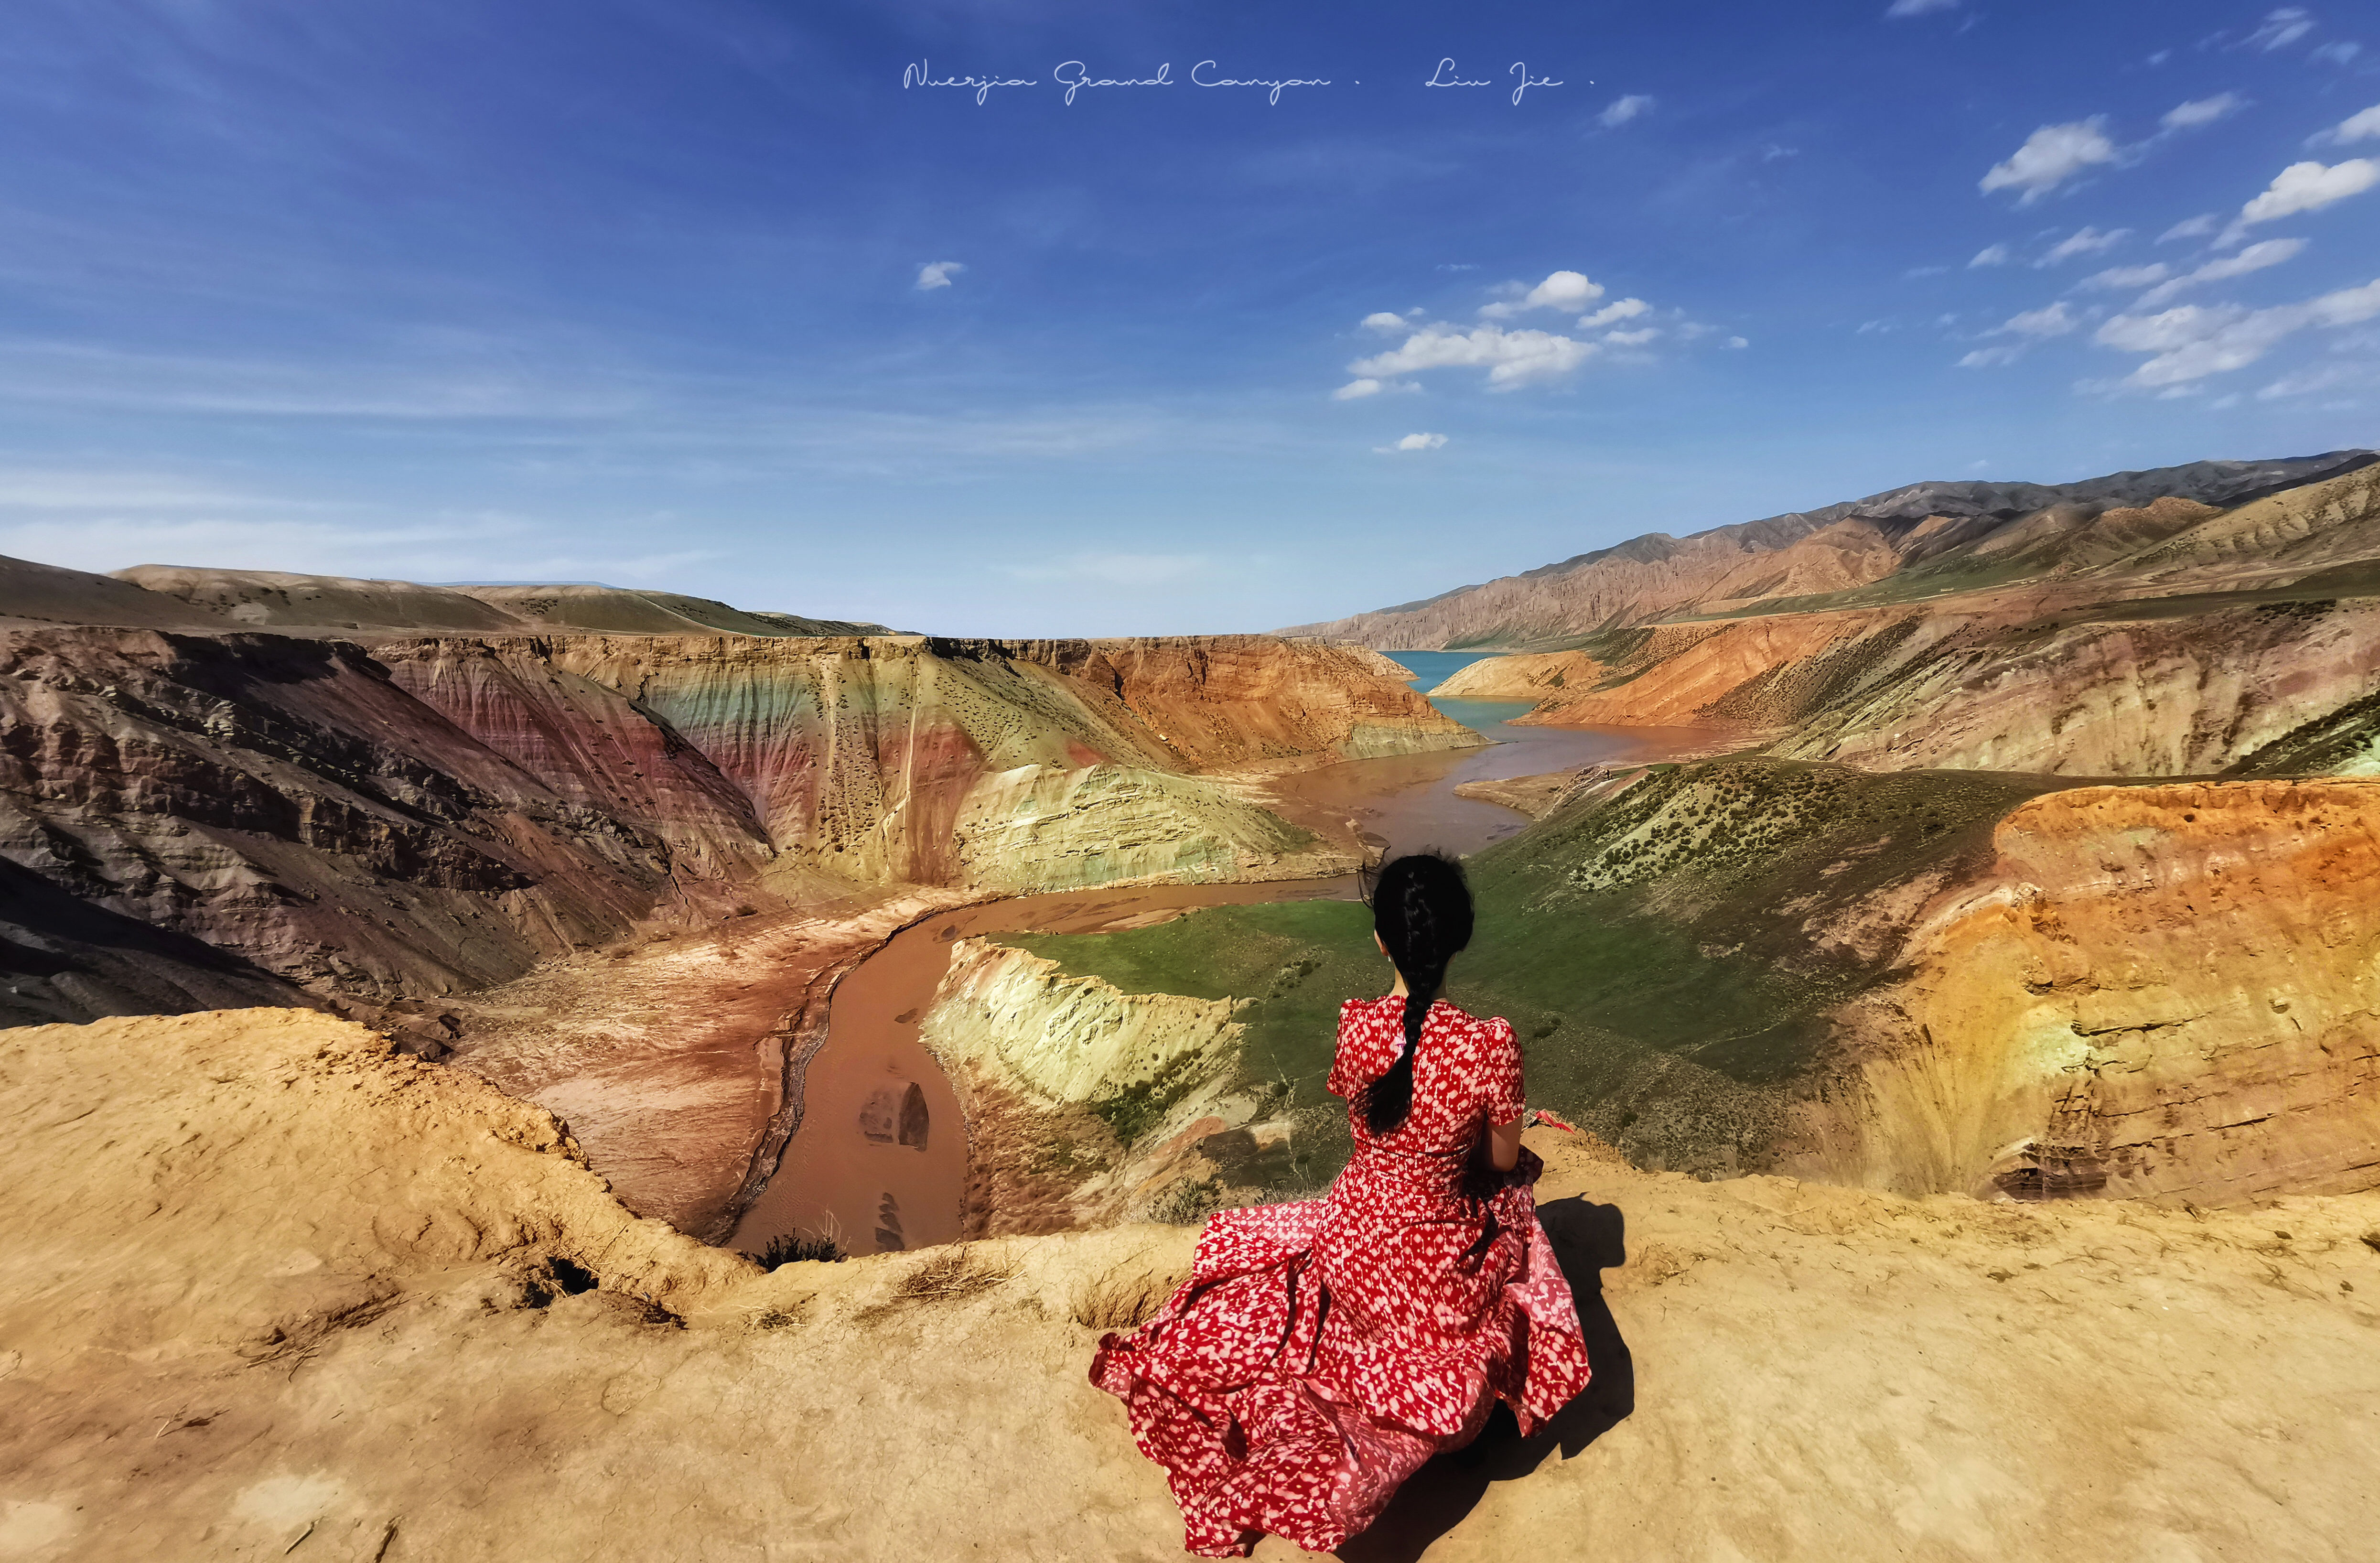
left=1380, top=649, right=1506, bottom=693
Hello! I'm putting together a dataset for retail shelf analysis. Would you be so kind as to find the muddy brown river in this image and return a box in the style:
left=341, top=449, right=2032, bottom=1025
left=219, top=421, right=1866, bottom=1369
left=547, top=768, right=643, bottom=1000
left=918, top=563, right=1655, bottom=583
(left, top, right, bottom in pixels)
left=729, top=683, right=1723, bottom=1259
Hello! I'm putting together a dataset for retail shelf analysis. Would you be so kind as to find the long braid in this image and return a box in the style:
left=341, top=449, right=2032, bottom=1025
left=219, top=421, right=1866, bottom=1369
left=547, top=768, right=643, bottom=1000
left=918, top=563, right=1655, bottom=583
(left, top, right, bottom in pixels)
left=1363, top=853, right=1473, bottom=1137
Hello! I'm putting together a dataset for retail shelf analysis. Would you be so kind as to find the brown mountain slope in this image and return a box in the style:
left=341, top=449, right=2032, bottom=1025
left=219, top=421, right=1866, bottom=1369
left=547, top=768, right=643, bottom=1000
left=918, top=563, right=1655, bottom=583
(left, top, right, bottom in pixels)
left=110, top=564, right=891, bottom=637
left=1282, top=449, right=2375, bottom=649
left=1434, top=464, right=2380, bottom=777
left=5, top=1007, right=2377, bottom=1561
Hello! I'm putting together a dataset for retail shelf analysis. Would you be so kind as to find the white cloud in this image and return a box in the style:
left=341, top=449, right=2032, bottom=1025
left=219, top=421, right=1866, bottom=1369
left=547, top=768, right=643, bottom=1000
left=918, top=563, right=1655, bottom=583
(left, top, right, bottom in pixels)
left=2228, top=159, right=2380, bottom=238
left=2312, top=42, right=2362, bottom=65
left=1375, top=432, right=1448, bottom=453
left=1597, top=95, right=1654, bottom=128
left=1576, top=297, right=1651, bottom=329
left=2133, top=237, right=2306, bottom=307
left=1980, top=120, right=2121, bottom=205
left=2036, top=226, right=2131, bottom=266
left=2314, top=104, right=2380, bottom=147
left=1885, top=0, right=1957, bottom=14
left=2257, top=362, right=2372, bottom=399
left=1970, top=243, right=2014, bottom=268
left=2159, top=213, right=2219, bottom=242
left=1479, top=270, right=1605, bottom=320
left=1603, top=327, right=1661, bottom=346
left=1360, top=312, right=1407, bottom=333
left=915, top=260, right=966, bottom=291
left=2162, top=93, right=2246, bottom=131
left=1726, top=336, right=1750, bottom=348
left=1959, top=345, right=2024, bottom=368
left=1333, top=377, right=1389, bottom=399
left=2094, top=276, right=2380, bottom=386
left=2081, top=263, right=2173, bottom=289
left=2245, top=8, right=2315, bottom=51
left=2003, top=302, right=2081, bottom=337
left=1349, top=323, right=1597, bottom=388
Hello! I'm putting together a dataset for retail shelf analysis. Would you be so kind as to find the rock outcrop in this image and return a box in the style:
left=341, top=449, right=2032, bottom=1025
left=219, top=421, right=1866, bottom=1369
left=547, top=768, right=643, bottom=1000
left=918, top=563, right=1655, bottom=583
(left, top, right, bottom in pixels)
left=1792, top=778, right=2380, bottom=1206
left=5, top=1006, right=2379, bottom=1560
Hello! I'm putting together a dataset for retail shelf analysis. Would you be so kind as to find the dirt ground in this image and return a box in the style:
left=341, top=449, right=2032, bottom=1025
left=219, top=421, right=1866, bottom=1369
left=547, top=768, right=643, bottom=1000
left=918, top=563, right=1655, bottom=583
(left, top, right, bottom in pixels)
left=4, top=1009, right=2378, bottom=1561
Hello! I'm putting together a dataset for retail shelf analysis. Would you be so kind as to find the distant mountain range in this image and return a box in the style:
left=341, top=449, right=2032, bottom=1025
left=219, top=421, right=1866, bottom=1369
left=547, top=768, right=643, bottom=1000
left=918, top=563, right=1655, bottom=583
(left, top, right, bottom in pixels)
left=1278, top=450, right=2379, bottom=650
left=0, top=559, right=892, bottom=639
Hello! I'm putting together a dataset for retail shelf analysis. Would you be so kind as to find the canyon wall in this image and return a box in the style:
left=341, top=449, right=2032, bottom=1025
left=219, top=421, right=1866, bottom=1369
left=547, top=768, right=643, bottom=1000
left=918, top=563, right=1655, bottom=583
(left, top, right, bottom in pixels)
left=0, top=625, right=1465, bottom=1023
left=1438, top=595, right=2380, bottom=777
left=1791, top=779, right=2380, bottom=1205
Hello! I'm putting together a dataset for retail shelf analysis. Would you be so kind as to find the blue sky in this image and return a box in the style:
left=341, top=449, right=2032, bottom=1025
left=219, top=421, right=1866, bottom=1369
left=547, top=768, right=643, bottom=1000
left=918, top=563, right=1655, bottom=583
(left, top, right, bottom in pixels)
left=1, top=0, right=2376, bottom=635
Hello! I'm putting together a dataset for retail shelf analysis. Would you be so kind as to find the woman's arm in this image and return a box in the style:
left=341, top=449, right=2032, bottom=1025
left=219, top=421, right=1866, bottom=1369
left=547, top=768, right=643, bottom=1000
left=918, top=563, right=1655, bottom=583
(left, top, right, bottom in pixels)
left=1488, top=1112, right=1523, bottom=1173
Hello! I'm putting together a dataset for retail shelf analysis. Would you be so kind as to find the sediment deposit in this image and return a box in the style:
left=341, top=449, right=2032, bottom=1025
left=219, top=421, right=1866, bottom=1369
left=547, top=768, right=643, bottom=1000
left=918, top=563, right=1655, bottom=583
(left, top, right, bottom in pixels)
left=5, top=1007, right=2378, bottom=1561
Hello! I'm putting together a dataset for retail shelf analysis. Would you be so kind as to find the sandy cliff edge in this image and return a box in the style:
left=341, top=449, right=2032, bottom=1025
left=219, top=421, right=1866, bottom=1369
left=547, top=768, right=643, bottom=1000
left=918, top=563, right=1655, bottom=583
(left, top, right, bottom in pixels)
left=4, top=1007, right=2378, bottom=1560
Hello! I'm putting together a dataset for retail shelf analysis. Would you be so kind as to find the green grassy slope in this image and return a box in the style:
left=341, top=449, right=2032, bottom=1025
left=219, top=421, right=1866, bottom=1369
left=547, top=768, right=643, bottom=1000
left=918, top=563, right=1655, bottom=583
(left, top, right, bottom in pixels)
left=998, top=756, right=2086, bottom=1186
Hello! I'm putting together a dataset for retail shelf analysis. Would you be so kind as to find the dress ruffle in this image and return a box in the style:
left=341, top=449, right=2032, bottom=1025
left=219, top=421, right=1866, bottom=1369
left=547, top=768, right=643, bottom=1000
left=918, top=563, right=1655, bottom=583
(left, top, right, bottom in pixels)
left=1089, top=1146, right=1590, bottom=1557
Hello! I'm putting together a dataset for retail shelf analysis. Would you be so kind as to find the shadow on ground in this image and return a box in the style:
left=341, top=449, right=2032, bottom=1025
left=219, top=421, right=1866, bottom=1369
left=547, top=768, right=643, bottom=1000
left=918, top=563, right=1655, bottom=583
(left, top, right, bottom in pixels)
left=1338, top=1197, right=1637, bottom=1562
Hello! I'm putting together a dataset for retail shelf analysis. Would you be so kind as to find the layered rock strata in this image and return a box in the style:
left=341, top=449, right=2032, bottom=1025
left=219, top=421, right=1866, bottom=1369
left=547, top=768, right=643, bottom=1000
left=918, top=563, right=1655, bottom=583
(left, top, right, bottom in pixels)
left=1793, top=778, right=2380, bottom=1205
left=0, top=625, right=1465, bottom=1024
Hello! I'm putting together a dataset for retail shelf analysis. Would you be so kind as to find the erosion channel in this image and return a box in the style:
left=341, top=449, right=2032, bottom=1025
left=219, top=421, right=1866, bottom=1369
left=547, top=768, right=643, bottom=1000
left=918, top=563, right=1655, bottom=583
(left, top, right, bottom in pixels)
left=730, top=654, right=1714, bottom=1258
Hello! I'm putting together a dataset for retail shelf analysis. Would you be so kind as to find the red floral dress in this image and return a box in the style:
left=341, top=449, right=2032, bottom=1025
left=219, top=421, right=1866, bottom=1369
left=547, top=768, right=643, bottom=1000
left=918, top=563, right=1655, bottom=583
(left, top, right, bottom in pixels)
left=1089, top=995, right=1592, bottom=1557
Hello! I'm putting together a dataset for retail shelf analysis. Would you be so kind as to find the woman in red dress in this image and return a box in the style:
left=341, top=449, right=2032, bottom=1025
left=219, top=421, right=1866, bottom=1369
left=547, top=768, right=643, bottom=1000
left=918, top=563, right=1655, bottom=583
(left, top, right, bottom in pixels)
left=1090, top=852, right=1592, bottom=1557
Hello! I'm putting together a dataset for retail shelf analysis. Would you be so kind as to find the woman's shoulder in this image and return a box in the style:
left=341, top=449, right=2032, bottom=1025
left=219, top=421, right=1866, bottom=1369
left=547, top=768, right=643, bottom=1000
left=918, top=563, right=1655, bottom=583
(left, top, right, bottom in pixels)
left=1428, top=1001, right=1516, bottom=1048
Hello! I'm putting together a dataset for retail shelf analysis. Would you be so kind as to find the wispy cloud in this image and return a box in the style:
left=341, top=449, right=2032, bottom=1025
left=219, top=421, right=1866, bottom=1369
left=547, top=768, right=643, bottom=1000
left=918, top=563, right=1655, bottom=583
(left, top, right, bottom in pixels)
left=1597, top=95, right=1654, bottom=128
left=1885, top=0, right=1958, bottom=15
left=1970, top=243, right=2014, bottom=268
left=2159, top=213, right=2219, bottom=243
left=1374, top=432, right=1447, bottom=453
left=2037, top=226, right=2131, bottom=266
left=1577, top=298, right=1651, bottom=329
left=2245, top=8, right=2315, bottom=51
left=1981, top=119, right=2121, bottom=205
left=2223, top=158, right=2380, bottom=242
left=2133, top=237, right=2306, bottom=307
left=2079, top=263, right=2172, bottom=290
left=915, top=261, right=966, bottom=291
left=2093, top=275, right=2380, bottom=388
left=2311, top=104, right=2380, bottom=148
left=1348, top=323, right=1597, bottom=389
left=2161, top=93, right=2246, bottom=131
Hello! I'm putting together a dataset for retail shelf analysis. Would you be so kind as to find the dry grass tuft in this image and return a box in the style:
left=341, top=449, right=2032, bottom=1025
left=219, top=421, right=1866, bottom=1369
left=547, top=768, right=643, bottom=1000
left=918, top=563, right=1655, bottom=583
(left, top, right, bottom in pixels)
left=1072, top=1253, right=1187, bottom=1331
left=891, top=1246, right=1021, bottom=1304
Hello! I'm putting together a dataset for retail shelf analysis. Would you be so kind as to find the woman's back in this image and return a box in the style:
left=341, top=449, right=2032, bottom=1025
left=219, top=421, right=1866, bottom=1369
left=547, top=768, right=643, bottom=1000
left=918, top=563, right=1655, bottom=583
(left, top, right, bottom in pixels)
left=1330, top=995, right=1525, bottom=1160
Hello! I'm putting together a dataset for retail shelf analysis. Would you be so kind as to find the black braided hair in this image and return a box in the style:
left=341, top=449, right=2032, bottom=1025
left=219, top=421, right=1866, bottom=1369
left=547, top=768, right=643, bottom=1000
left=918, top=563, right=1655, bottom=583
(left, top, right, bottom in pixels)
left=1362, top=851, right=1474, bottom=1137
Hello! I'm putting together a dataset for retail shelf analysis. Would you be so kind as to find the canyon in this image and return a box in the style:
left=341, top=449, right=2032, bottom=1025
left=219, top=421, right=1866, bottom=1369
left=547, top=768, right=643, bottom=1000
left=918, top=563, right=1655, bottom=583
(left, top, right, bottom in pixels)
left=6, top=444, right=2380, bottom=1557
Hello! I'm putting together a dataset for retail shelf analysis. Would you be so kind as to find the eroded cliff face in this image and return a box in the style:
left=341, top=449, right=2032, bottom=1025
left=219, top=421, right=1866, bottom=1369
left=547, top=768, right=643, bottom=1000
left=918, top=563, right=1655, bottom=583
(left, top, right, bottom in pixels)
left=918, top=937, right=1265, bottom=1232
left=0, top=627, right=1459, bottom=1022
left=1791, top=779, right=2380, bottom=1206
left=0, top=628, right=714, bottom=1019
left=1436, top=593, right=2380, bottom=778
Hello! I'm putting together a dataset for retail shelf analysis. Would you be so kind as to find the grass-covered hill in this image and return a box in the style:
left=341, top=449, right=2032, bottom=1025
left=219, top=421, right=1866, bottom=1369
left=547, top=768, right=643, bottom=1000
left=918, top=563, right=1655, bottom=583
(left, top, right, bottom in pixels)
left=1001, top=756, right=2087, bottom=1189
